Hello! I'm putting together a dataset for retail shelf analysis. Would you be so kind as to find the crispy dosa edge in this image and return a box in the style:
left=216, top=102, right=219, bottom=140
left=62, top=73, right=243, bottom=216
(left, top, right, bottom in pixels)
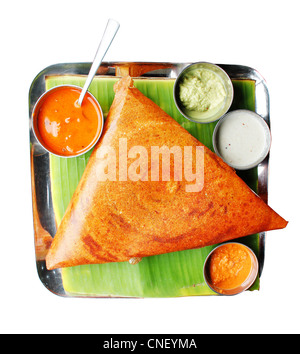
left=46, top=76, right=288, bottom=270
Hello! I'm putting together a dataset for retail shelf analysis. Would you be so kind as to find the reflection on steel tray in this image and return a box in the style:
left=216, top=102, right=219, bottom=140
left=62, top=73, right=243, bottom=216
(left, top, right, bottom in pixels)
left=29, top=62, right=270, bottom=296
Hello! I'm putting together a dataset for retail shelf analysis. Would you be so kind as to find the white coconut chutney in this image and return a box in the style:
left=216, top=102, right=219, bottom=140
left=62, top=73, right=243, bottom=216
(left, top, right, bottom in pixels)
left=213, top=110, right=271, bottom=169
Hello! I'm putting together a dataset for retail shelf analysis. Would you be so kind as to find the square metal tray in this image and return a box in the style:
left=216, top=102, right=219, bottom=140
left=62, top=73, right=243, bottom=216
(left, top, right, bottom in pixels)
left=29, top=62, right=270, bottom=296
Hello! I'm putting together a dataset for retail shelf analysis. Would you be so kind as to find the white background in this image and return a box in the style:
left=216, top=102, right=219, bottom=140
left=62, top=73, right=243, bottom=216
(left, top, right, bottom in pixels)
left=0, top=0, right=298, bottom=334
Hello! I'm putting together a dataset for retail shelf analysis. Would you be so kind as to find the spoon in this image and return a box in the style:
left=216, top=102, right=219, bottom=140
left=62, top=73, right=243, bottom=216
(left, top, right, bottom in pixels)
left=77, top=18, right=120, bottom=106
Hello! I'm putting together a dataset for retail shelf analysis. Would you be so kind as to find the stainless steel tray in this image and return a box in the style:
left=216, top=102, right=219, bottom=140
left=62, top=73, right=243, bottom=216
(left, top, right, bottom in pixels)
left=29, top=62, right=270, bottom=296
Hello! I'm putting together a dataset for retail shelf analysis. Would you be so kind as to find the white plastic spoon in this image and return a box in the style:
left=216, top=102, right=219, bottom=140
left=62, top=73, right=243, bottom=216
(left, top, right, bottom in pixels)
left=77, top=18, right=120, bottom=106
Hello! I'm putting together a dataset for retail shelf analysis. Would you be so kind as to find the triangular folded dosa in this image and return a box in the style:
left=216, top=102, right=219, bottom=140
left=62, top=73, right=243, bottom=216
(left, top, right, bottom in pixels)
left=46, top=76, right=287, bottom=270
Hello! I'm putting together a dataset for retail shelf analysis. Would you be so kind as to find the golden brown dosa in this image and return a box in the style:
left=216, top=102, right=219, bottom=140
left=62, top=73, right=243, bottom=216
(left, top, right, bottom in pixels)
left=46, top=76, right=287, bottom=270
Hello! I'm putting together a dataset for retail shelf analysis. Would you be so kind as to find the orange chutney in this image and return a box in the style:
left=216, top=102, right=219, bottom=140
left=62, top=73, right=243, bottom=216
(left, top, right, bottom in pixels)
left=208, top=243, right=253, bottom=292
left=35, top=86, right=103, bottom=156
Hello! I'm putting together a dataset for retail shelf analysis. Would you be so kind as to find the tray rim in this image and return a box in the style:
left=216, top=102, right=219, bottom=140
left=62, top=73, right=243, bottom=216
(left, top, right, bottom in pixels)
left=29, top=61, right=270, bottom=297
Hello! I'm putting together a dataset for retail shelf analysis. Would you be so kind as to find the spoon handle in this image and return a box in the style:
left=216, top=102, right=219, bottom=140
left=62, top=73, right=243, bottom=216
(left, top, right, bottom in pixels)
left=78, top=18, right=120, bottom=106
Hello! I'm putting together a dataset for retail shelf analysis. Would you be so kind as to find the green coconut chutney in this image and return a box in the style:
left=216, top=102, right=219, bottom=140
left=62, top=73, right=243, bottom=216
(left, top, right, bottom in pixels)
left=179, top=68, right=226, bottom=112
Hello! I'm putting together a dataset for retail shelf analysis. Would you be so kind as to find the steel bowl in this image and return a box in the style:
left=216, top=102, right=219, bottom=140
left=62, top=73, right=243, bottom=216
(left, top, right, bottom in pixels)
left=31, top=85, right=104, bottom=158
left=212, top=109, right=271, bottom=170
left=173, top=62, right=234, bottom=124
left=203, top=242, right=259, bottom=296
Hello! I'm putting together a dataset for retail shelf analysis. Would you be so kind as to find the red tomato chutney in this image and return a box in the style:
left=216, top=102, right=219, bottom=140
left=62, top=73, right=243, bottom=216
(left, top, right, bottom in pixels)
left=34, top=86, right=103, bottom=156
left=205, top=243, right=256, bottom=295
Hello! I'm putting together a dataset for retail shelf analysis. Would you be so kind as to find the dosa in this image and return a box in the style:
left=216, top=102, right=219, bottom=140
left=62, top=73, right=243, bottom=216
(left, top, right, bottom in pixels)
left=46, top=76, right=287, bottom=270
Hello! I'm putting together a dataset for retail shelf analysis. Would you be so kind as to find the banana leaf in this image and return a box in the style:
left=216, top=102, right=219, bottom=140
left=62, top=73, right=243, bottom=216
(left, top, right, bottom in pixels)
left=46, top=75, right=259, bottom=297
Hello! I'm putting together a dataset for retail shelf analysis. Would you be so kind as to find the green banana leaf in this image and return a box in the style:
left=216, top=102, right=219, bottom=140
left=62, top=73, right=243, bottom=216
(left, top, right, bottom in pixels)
left=46, top=75, right=259, bottom=297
